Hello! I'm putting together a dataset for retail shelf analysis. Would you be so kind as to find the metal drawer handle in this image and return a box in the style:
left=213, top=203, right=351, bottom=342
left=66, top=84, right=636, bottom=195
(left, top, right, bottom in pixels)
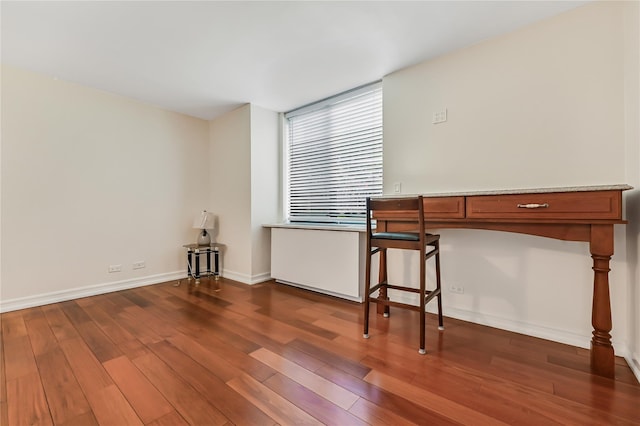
left=517, top=203, right=549, bottom=209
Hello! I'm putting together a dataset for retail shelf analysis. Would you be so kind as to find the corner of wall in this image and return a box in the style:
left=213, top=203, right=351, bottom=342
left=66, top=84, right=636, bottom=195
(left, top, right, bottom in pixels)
left=623, top=0, right=640, bottom=384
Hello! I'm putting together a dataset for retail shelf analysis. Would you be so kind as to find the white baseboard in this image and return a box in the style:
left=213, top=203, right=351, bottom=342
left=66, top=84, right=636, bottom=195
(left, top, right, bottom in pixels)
left=627, top=352, right=640, bottom=383
left=0, top=269, right=274, bottom=313
left=386, top=290, right=591, bottom=349
left=445, top=303, right=640, bottom=382
left=0, top=271, right=184, bottom=313
left=250, top=272, right=273, bottom=284
left=221, top=269, right=271, bottom=285
left=397, top=294, right=640, bottom=382
left=435, top=305, right=591, bottom=349
left=275, top=279, right=363, bottom=302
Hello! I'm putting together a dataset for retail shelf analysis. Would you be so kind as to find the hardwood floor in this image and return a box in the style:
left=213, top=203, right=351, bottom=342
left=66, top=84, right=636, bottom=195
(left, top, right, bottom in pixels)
left=2, top=278, right=639, bottom=425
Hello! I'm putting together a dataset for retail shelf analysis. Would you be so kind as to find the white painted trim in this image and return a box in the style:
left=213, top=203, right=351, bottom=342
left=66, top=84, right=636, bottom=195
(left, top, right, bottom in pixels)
left=251, top=272, right=273, bottom=285
left=390, top=292, right=639, bottom=363
left=627, top=352, right=640, bottom=383
left=0, top=269, right=271, bottom=313
left=386, top=292, right=640, bottom=381
left=219, top=269, right=251, bottom=284
left=221, top=269, right=271, bottom=285
left=433, top=305, right=592, bottom=349
left=428, top=305, right=638, bottom=372
left=0, top=271, right=184, bottom=313
left=275, top=279, right=363, bottom=302
left=386, top=290, right=592, bottom=349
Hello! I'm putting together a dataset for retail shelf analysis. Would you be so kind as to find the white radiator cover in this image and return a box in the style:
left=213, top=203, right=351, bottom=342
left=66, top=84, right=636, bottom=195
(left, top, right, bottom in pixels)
left=270, top=227, right=366, bottom=301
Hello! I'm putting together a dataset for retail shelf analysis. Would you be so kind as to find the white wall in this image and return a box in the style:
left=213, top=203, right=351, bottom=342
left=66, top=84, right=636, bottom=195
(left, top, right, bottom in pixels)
left=383, top=2, right=635, bottom=358
left=384, top=2, right=626, bottom=194
left=249, top=105, right=280, bottom=281
left=623, top=1, right=640, bottom=377
left=208, top=104, right=279, bottom=284
left=0, top=66, right=279, bottom=308
left=1, top=65, right=210, bottom=310
left=208, top=105, right=252, bottom=281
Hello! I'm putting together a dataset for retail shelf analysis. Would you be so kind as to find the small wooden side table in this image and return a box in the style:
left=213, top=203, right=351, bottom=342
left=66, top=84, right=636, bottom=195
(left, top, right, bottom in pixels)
left=182, top=243, right=221, bottom=285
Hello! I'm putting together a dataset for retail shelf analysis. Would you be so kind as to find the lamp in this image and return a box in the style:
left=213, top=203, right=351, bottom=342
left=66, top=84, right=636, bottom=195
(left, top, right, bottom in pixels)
left=193, top=210, right=216, bottom=246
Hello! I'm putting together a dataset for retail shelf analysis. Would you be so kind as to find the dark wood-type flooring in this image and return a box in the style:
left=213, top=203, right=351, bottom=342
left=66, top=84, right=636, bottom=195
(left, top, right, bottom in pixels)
left=1, top=278, right=639, bottom=425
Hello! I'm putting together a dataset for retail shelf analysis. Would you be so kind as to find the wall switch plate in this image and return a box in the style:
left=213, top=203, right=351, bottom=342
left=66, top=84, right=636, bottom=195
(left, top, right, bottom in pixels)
left=108, top=264, right=122, bottom=273
left=393, top=182, right=402, bottom=193
left=133, top=261, right=145, bottom=270
left=432, top=108, right=448, bottom=124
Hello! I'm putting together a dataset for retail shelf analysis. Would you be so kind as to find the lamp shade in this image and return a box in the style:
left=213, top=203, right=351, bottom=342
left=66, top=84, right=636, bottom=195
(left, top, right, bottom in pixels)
left=193, top=210, right=216, bottom=230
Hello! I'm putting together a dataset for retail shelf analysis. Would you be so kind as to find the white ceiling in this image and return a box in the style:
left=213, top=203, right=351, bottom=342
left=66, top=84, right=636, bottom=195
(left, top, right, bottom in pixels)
left=1, top=1, right=588, bottom=120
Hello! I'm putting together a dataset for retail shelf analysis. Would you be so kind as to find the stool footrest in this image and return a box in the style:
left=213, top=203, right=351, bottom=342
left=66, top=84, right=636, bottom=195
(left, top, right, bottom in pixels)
left=368, top=297, right=421, bottom=312
left=369, top=283, right=440, bottom=295
left=375, top=283, right=421, bottom=294
left=424, top=288, right=441, bottom=304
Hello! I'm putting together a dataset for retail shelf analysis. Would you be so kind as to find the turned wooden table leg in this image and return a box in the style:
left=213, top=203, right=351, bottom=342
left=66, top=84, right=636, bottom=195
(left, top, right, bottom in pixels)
left=590, top=224, right=615, bottom=378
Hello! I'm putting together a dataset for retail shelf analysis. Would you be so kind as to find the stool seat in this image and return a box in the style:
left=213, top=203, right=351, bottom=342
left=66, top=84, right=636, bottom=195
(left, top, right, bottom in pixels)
left=363, top=196, right=444, bottom=354
left=371, top=232, right=418, bottom=241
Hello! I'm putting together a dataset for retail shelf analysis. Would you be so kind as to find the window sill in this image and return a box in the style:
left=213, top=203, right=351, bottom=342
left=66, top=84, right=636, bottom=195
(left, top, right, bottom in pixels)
left=263, top=222, right=367, bottom=233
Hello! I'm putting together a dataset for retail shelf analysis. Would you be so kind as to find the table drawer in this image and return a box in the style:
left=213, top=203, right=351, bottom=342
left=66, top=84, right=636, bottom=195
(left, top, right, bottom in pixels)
left=373, top=196, right=465, bottom=220
left=423, top=196, right=465, bottom=219
left=466, top=190, right=622, bottom=220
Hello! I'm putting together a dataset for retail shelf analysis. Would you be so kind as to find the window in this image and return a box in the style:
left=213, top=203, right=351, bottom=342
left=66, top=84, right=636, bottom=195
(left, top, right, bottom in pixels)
left=284, top=82, right=382, bottom=224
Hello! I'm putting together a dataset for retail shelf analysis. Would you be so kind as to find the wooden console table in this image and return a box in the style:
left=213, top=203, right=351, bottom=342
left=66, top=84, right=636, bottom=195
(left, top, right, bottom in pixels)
left=372, top=184, right=632, bottom=378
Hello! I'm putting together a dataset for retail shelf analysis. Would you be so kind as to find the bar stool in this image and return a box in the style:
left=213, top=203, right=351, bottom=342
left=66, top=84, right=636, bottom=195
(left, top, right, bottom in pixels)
left=363, top=195, right=444, bottom=354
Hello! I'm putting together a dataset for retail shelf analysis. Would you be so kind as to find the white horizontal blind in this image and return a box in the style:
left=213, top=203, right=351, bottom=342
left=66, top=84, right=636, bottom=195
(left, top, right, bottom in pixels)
left=285, top=82, right=382, bottom=223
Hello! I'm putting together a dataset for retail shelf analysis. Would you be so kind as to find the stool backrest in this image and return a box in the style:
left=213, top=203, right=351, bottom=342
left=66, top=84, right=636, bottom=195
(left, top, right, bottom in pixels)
left=366, top=196, right=426, bottom=241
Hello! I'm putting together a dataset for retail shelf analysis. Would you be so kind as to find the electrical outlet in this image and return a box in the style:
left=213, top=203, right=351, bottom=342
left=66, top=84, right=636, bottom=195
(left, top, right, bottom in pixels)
left=133, top=261, right=145, bottom=270
left=449, top=285, right=464, bottom=294
left=108, top=264, right=122, bottom=273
